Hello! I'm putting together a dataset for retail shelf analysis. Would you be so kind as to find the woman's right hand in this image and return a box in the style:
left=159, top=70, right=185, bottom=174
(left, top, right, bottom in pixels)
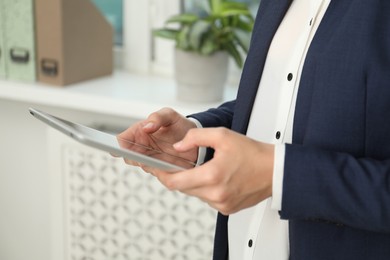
left=117, top=107, right=199, bottom=168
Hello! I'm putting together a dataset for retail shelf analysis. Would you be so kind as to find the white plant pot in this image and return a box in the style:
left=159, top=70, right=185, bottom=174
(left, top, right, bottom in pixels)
left=174, top=49, right=229, bottom=103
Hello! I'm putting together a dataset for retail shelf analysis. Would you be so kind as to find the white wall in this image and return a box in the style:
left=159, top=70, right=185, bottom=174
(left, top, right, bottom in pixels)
left=0, top=100, right=50, bottom=260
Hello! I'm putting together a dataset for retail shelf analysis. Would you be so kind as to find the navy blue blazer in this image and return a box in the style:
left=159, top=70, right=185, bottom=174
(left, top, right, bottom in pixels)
left=191, top=0, right=390, bottom=259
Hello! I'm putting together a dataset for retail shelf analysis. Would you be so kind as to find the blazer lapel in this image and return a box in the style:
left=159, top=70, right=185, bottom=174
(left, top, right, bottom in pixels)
left=292, top=0, right=353, bottom=144
left=232, top=0, right=293, bottom=134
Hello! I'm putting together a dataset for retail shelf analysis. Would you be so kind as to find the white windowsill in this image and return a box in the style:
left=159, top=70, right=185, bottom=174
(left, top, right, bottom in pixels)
left=0, top=70, right=238, bottom=119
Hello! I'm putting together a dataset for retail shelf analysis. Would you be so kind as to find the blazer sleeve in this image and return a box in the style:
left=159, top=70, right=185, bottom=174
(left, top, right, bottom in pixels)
left=189, top=100, right=236, bottom=129
left=280, top=144, right=390, bottom=233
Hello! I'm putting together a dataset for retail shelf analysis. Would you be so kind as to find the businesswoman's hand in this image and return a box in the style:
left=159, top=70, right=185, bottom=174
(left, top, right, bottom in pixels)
left=117, top=108, right=198, bottom=168
left=152, top=127, right=275, bottom=215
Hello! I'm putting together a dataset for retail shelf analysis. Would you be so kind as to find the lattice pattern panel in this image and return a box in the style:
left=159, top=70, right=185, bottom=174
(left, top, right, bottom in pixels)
left=63, top=145, right=216, bottom=260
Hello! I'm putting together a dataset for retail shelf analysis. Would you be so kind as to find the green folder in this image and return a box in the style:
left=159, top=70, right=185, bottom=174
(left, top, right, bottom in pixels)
left=2, top=0, right=36, bottom=82
left=0, top=0, right=7, bottom=78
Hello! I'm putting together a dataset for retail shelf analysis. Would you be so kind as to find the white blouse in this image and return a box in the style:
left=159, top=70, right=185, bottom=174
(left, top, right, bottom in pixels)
left=228, top=0, right=331, bottom=259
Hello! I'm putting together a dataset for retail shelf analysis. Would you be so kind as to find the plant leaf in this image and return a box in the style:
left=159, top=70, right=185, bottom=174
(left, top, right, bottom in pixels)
left=153, top=29, right=179, bottom=40
left=220, top=9, right=251, bottom=18
left=176, top=25, right=191, bottom=50
left=235, top=18, right=254, bottom=32
left=166, top=13, right=199, bottom=24
left=189, top=20, right=212, bottom=50
left=210, top=0, right=222, bottom=14
left=233, top=29, right=251, bottom=53
left=220, top=2, right=249, bottom=12
left=200, top=37, right=218, bottom=55
left=225, top=42, right=243, bottom=68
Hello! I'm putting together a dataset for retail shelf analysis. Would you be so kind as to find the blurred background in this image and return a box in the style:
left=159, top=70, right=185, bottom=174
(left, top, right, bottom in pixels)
left=0, top=1, right=260, bottom=259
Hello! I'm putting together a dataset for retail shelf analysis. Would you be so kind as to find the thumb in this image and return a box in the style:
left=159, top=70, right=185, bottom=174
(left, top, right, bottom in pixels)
left=173, top=127, right=227, bottom=152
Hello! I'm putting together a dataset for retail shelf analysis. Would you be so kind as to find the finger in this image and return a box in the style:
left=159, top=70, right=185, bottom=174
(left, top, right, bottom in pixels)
left=110, top=152, right=120, bottom=158
left=141, top=165, right=161, bottom=176
left=154, top=165, right=231, bottom=212
left=117, top=121, right=143, bottom=139
left=155, top=162, right=221, bottom=192
left=174, top=127, right=231, bottom=152
left=142, top=108, right=180, bottom=133
left=123, top=158, right=141, bottom=167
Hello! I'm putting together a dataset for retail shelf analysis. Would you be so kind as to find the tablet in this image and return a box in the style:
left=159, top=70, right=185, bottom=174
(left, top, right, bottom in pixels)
left=29, top=108, right=195, bottom=171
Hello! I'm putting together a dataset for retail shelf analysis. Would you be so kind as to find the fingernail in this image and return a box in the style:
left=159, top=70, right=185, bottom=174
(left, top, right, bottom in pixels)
left=173, top=141, right=183, bottom=149
left=143, top=122, right=154, bottom=129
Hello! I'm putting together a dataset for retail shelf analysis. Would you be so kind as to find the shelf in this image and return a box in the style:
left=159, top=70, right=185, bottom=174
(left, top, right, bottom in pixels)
left=0, top=71, right=237, bottom=119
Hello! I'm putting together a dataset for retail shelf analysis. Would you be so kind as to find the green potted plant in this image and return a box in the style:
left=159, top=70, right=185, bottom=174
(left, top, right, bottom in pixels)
left=153, top=0, right=254, bottom=102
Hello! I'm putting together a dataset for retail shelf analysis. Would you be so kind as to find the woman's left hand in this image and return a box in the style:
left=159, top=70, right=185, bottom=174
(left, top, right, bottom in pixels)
left=149, top=127, right=275, bottom=215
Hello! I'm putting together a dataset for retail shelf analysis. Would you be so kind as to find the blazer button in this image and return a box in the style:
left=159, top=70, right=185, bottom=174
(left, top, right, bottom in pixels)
left=276, top=131, right=281, bottom=140
left=287, top=73, right=293, bottom=81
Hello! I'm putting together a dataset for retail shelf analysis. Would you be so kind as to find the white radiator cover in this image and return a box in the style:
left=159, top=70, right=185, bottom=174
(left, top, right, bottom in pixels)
left=48, top=127, right=216, bottom=260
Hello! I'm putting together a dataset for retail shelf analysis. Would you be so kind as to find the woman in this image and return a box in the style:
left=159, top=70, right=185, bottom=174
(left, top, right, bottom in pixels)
left=119, top=0, right=390, bottom=259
